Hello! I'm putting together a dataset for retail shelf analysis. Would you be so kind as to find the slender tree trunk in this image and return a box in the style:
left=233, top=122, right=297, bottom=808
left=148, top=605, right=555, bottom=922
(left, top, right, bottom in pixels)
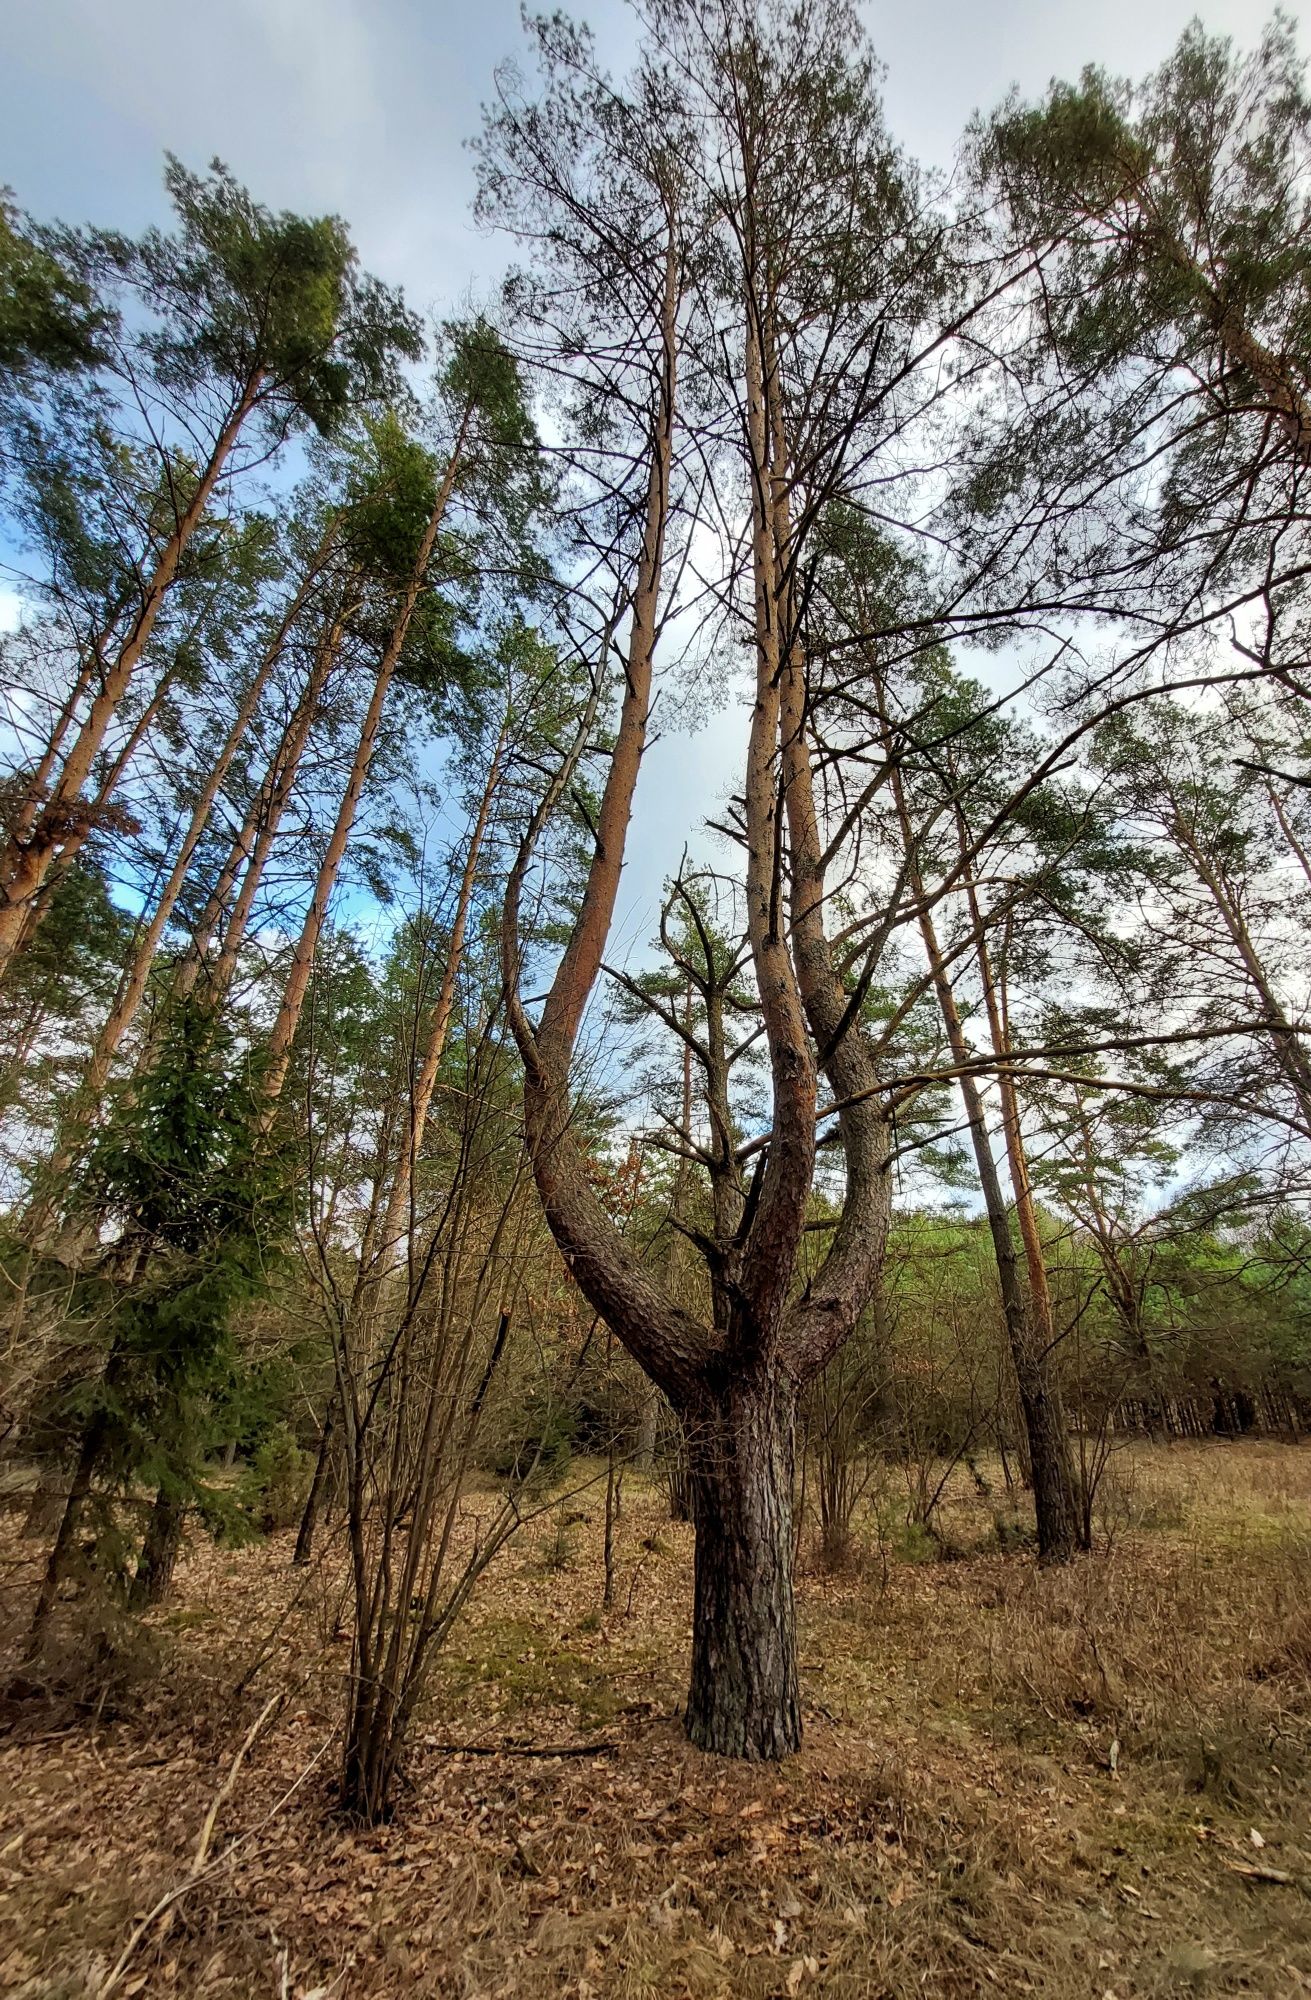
left=293, top=1395, right=337, bottom=1566
left=171, top=594, right=353, bottom=1015
left=261, top=430, right=468, bottom=1113
left=965, top=885, right=1084, bottom=1561
left=6, top=652, right=100, bottom=851
left=12, top=652, right=185, bottom=960
left=1067, top=1092, right=1164, bottom=1439
left=889, top=758, right=1081, bottom=1560
left=683, top=1371, right=801, bottom=1759
left=26, top=585, right=334, bottom=1223
left=0, top=376, right=263, bottom=979
left=258, top=654, right=398, bottom=1108
left=371, top=718, right=508, bottom=1273
left=1176, top=819, right=1311, bottom=1133
left=633, top=1384, right=658, bottom=1473
left=130, top=1488, right=184, bottom=1610
left=662, top=1404, right=692, bottom=1521
left=83, top=545, right=337, bottom=1080
left=1265, top=780, right=1311, bottom=893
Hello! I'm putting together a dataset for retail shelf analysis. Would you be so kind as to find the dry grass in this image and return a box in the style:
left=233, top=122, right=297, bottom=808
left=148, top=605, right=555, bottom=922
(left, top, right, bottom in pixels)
left=1, top=1440, right=1310, bottom=1997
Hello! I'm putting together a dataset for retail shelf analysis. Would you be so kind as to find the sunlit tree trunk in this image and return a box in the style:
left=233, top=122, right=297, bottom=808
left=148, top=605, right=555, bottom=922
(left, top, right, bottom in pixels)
left=0, top=374, right=264, bottom=979
left=374, top=713, right=509, bottom=1270
left=260, top=428, right=469, bottom=1113
left=30, top=560, right=338, bottom=1218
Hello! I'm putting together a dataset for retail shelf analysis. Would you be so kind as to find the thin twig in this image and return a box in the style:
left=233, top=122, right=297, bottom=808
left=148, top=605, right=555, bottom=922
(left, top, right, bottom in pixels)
left=427, top=1738, right=619, bottom=1758
left=98, top=1691, right=306, bottom=1998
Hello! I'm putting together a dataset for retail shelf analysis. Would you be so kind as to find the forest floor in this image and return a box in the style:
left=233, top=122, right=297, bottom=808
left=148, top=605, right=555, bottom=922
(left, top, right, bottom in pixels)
left=1, top=1439, right=1311, bottom=1998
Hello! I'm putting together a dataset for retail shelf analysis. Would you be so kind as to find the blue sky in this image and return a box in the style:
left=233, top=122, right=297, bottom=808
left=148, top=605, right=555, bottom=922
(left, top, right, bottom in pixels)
left=2, top=0, right=1294, bottom=961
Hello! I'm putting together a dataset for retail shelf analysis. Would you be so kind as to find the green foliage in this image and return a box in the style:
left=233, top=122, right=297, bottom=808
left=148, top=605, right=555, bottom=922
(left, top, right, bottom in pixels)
left=0, top=859, right=133, bottom=1121
left=965, top=12, right=1311, bottom=634
left=0, top=192, right=107, bottom=381
left=982, top=16, right=1311, bottom=366
left=238, top=1425, right=312, bottom=1533
left=342, top=408, right=442, bottom=581
left=38, top=1000, right=294, bottom=1542
left=107, top=156, right=422, bottom=433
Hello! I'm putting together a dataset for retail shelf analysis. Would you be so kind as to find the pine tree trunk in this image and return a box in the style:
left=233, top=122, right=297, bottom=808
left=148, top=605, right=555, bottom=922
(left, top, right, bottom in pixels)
left=963, top=870, right=1084, bottom=1559
left=0, top=378, right=262, bottom=980
left=890, top=773, right=1080, bottom=1559
left=130, top=1488, right=184, bottom=1609
left=1011, top=1350, right=1082, bottom=1563
left=683, top=1373, right=801, bottom=1760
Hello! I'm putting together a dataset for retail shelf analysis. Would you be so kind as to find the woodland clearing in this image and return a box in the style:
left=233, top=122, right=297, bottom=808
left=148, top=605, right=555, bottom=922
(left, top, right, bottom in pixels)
left=1, top=1439, right=1310, bottom=2000
left=8, top=7, right=1311, bottom=1993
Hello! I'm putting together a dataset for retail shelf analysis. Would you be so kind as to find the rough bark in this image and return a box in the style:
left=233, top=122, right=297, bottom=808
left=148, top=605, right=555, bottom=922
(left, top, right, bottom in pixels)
left=683, top=1371, right=801, bottom=1759
left=500, top=221, right=799, bottom=1739
left=503, top=212, right=895, bottom=1757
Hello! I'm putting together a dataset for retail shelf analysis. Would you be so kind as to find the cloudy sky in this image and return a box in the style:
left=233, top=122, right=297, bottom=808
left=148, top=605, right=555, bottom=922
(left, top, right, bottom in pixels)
left=2, top=0, right=1294, bottom=956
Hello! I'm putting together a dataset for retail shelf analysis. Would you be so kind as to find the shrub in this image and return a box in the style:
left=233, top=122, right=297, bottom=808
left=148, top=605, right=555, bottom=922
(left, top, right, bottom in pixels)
left=240, top=1425, right=311, bottom=1532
